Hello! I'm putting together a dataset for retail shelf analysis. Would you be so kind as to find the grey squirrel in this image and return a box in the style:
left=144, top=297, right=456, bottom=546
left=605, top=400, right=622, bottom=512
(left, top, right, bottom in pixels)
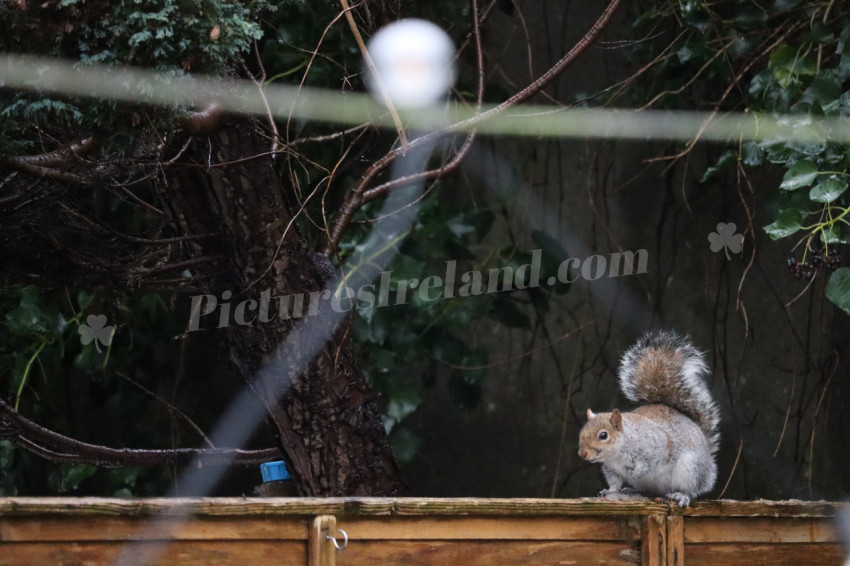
left=578, top=330, right=720, bottom=508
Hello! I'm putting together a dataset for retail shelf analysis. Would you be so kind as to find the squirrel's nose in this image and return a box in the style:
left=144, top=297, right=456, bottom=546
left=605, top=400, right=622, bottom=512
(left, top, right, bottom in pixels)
left=578, top=449, right=586, bottom=459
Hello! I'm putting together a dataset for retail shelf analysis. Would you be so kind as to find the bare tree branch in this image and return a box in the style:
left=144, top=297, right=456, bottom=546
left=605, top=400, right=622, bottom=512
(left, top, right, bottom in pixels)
left=320, top=0, right=623, bottom=257
left=6, top=136, right=98, bottom=169
left=178, top=103, right=226, bottom=135
left=357, top=0, right=486, bottom=210
left=0, top=397, right=281, bottom=468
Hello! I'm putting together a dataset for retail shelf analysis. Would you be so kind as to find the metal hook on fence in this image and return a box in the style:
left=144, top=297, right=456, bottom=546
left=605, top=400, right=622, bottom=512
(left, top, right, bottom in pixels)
left=326, top=528, right=348, bottom=552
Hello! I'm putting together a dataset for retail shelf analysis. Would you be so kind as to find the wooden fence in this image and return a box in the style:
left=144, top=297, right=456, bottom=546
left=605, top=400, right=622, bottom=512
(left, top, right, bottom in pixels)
left=0, top=498, right=845, bottom=565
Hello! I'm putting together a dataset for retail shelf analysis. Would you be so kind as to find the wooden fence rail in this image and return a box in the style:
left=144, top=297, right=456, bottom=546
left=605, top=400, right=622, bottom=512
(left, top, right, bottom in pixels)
left=0, top=498, right=845, bottom=565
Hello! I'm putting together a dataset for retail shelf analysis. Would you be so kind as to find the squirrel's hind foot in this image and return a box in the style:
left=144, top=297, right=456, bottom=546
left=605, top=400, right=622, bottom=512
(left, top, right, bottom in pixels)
left=598, top=486, right=640, bottom=498
left=666, top=492, right=691, bottom=508
left=598, top=488, right=651, bottom=503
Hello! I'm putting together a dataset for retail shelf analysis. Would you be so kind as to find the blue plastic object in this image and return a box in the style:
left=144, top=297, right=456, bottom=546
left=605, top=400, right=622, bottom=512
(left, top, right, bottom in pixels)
left=260, top=461, right=292, bottom=483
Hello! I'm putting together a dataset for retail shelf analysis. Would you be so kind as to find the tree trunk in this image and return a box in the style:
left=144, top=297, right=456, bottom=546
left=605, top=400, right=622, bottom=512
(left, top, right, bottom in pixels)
left=164, top=120, right=404, bottom=496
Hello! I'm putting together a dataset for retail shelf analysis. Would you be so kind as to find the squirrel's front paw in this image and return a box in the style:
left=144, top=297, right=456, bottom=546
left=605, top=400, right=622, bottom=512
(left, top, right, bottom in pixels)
left=597, top=488, right=620, bottom=498
left=666, top=492, right=691, bottom=508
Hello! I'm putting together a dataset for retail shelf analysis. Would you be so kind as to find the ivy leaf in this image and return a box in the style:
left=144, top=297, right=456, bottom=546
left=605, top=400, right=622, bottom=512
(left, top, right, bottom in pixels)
left=763, top=209, right=802, bottom=239
left=836, top=23, right=850, bottom=56
left=809, top=177, right=848, bottom=203
left=820, top=225, right=847, bottom=245
left=700, top=150, right=737, bottom=183
left=679, top=0, right=711, bottom=30
left=446, top=214, right=477, bottom=239
left=49, top=464, right=97, bottom=493
left=0, top=441, right=14, bottom=470
left=385, top=389, right=421, bottom=427
left=826, top=268, right=850, bottom=315
left=779, top=160, right=818, bottom=190
left=769, top=44, right=816, bottom=88
left=773, top=0, right=804, bottom=11
left=389, top=427, right=421, bottom=464
left=806, top=21, right=835, bottom=45
left=741, top=142, right=764, bottom=166
left=801, top=74, right=842, bottom=110
left=769, top=44, right=816, bottom=74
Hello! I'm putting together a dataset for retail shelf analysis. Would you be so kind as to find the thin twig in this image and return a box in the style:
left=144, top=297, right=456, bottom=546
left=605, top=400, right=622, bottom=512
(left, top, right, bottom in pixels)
left=718, top=438, right=743, bottom=499
left=116, top=371, right=215, bottom=449
left=321, top=0, right=623, bottom=257
left=339, top=0, right=408, bottom=150
left=246, top=41, right=281, bottom=158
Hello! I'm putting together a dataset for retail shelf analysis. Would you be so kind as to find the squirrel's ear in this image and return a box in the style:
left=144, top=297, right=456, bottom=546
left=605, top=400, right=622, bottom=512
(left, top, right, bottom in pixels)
left=586, top=408, right=596, bottom=420
left=610, top=409, right=623, bottom=431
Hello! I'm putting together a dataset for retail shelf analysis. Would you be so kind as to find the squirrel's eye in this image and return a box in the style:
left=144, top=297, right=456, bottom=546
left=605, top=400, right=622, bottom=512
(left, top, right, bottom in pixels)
left=598, top=431, right=608, bottom=441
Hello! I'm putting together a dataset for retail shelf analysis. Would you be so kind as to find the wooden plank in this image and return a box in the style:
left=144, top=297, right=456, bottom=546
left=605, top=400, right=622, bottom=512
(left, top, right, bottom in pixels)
left=339, top=540, right=642, bottom=566
left=0, top=540, right=307, bottom=566
left=0, top=497, right=672, bottom=518
left=666, top=515, right=683, bottom=566
left=641, top=514, right=666, bottom=566
left=684, top=543, right=844, bottom=566
left=386, top=498, right=668, bottom=517
left=685, top=500, right=842, bottom=518
left=684, top=517, right=839, bottom=544
left=0, top=516, right=307, bottom=542
left=0, top=497, right=841, bottom=519
left=309, top=515, right=336, bottom=566
left=338, top=516, right=641, bottom=541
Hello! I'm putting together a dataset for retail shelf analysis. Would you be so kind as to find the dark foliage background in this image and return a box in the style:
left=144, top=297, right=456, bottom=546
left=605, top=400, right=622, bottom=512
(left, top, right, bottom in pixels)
left=1, top=0, right=849, bottom=500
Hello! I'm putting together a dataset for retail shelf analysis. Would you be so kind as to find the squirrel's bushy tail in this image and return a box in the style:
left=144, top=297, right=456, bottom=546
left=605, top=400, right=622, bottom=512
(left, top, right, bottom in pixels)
left=618, top=330, right=720, bottom=453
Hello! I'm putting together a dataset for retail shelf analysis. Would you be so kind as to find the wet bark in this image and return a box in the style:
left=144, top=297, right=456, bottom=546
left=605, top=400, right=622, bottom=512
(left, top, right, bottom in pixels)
left=163, top=121, right=404, bottom=495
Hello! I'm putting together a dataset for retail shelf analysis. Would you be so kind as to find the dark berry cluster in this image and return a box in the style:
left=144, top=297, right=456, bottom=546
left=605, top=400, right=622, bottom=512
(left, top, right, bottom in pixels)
left=786, top=246, right=842, bottom=280
left=810, top=252, right=841, bottom=271
left=786, top=258, right=815, bottom=280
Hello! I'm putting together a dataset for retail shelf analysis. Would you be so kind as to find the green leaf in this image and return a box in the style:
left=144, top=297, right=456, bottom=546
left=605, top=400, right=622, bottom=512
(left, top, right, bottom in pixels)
left=820, top=225, right=847, bottom=245
left=0, top=441, right=14, bottom=470
left=389, top=427, right=421, bottom=464
left=741, top=142, right=764, bottom=167
left=446, top=214, right=477, bottom=239
left=779, top=160, right=818, bottom=190
left=837, top=24, right=850, bottom=56
left=769, top=44, right=816, bottom=88
left=763, top=140, right=796, bottom=164
left=826, top=268, right=850, bottom=315
left=763, top=209, right=802, bottom=239
left=3, top=286, right=61, bottom=339
left=801, top=75, right=842, bottom=109
left=679, top=0, right=711, bottom=30
left=700, top=150, right=736, bottom=183
left=807, top=21, right=835, bottom=45
left=49, top=464, right=97, bottom=493
left=809, top=177, right=848, bottom=203
left=385, top=388, right=421, bottom=424
left=773, top=0, right=804, bottom=11
left=77, top=291, right=94, bottom=311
